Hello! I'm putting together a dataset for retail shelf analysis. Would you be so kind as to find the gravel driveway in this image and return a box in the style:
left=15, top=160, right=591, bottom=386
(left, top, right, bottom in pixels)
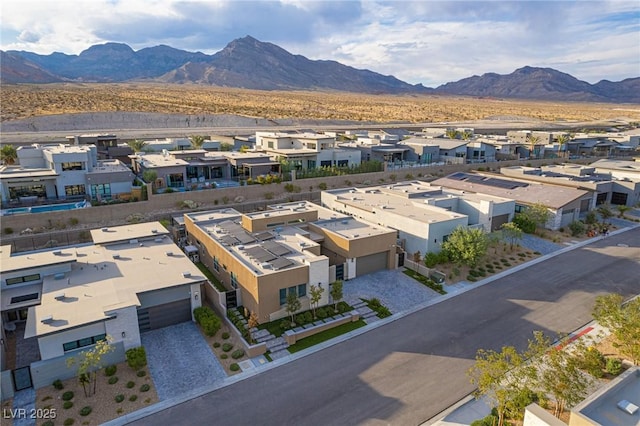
left=141, top=322, right=226, bottom=401
left=342, top=269, right=441, bottom=314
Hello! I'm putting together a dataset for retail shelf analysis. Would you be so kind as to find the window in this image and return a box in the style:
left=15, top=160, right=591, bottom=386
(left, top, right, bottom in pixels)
left=442, top=235, right=450, bottom=243
left=514, top=204, right=525, bottom=214
left=268, top=141, right=274, bottom=149
left=230, top=272, right=239, bottom=289
left=10, top=293, right=39, bottom=304
left=279, top=284, right=307, bottom=305
left=307, top=160, right=316, bottom=169
left=63, top=334, right=106, bottom=352
left=61, top=162, right=84, bottom=171
left=91, top=183, right=111, bottom=200
left=611, top=192, right=628, bottom=206
left=337, top=160, right=348, bottom=167
left=65, top=185, right=86, bottom=196
left=213, top=256, right=220, bottom=272
left=6, top=274, right=41, bottom=286
left=320, top=160, right=331, bottom=167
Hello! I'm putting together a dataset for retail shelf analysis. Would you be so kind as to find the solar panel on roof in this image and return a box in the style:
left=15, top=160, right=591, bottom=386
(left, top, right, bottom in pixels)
left=268, top=257, right=294, bottom=270
left=262, top=241, right=291, bottom=256
left=255, top=231, right=275, bottom=241
left=220, top=235, right=237, bottom=245
left=449, top=172, right=468, bottom=180
left=236, top=232, right=256, bottom=244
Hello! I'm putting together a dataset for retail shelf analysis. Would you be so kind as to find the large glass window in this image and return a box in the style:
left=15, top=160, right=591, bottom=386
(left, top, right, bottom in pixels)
left=279, top=284, right=307, bottom=305
left=65, top=185, right=86, bottom=196
left=9, top=185, right=46, bottom=199
left=62, top=334, right=106, bottom=352
left=213, top=256, right=220, bottom=272
left=91, top=183, right=111, bottom=200
left=61, top=162, right=85, bottom=171
left=10, top=293, right=39, bottom=304
left=337, top=160, right=348, bottom=167
left=230, top=272, right=239, bottom=289
left=167, top=174, right=184, bottom=188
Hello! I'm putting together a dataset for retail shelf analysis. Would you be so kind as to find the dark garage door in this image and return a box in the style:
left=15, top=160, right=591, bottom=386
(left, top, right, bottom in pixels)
left=356, top=252, right=388, bottom=276
left=137, top=299, right=191, bottom=332
left=491, top=214, right=509, bottom=231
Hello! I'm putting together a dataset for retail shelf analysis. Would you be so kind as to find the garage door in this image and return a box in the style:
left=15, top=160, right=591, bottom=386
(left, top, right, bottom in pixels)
left=137, top=299, right=191, bottom=332
left=356, top=252, right=388, bottom=276
left=491, top=214, right=509, bottom=231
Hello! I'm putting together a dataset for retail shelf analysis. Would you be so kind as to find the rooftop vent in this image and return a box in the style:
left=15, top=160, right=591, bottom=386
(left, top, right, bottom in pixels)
left=151, top=229, right=158, bottom=234
left=341, top=220, right=349, bottom=225
left=53, top=250, right=62, bottom=256
left=101, top=227, right=109, bottom=232
left=260, top=262, right=273, bottom=270
left=54, top=293, right=65, bottom=301
left=165, top=251, right=173, bottom=257
left=112, top=253, right=120, bottom=259
left=237, top=245, right=245, bottom=250
left=182, top=271, right=191, bottom=278
left=41, top=315, right=53, bottom=324
left=264, top=213, right=270, bottom=217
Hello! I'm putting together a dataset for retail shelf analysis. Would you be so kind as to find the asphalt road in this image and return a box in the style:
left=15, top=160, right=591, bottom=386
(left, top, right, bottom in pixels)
left=130, top=229, right=640, bottom=426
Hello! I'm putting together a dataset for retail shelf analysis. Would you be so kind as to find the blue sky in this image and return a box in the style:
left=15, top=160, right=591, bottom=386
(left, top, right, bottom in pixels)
left=1, top=0, right=638, bottom=87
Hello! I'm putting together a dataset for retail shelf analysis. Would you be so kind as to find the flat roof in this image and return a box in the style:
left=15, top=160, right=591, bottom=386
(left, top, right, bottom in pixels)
left=90, top=222, right=170, bottom=246
left=24, top=233, right=204, bottom=338
left=572, top=367, right=640, bottom=426
left=433, top=172, right=588, bottom=209
left=134, top=154, right=188, bottom=168
left=590, top=159, right=640, bottom=173
left=312, top=217, right=394, bottom=240
left=267, top=201, right=349, bottom=221
left=327, top=187, right=467, bottom=224
left=0, top=167, right=58, bottom=179
left=186, top=208, right=242, bottom=224
left=1, top=249, right=77, bottom=274
left=0, top=245, right=12, bottom=258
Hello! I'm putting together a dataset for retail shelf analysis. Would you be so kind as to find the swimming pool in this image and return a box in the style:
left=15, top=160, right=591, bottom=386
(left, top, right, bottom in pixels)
left=1, top=201, right=90, bottom=216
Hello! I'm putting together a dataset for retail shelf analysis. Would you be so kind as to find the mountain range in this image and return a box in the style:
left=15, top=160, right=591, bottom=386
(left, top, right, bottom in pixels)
left=2, top=35, right=638, bottom=103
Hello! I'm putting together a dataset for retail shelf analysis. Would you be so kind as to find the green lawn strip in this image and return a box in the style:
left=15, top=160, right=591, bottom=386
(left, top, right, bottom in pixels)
left=287, top=320, right=366, bottom=353
left=258, top=320, right=285, bottom=338
left=402, top=269, right=446, bottom=294
left=195, top=262, right=226, bottom=292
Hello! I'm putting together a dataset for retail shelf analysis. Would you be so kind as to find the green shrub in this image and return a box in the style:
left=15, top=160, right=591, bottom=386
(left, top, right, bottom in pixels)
left=424, top=252, right=439, bottom=268
left=126, top=346, right=147, bottom=370
left=221, top=354, right=228, bottom=359
left=63, top=401, right=73, bottom=409
left=79, top=406, right=92, bottom=416
left=213, top=342, right=221, bottom=348
left=62, top=391, right=74, bottom=401
left=108, top=376, right=118, bottom=385
left=231, top=349, right=245, bottom=359
left=126, top=381, right=135, bottom=389
left=295, top=314, right=305, bottom=324
left=104, top=365, right=117, bottom=376
left=53, top=379, right=64, bottom=390
left=317, top=309, right=327, bottom=319
left=304, top=311, right=313, bottom=323
left=43, top=421, right=54, bottom=426
left=137, top=370, right=146, bottom=377
left=140, top=384, right=150, bottom=392
left=230, top=363, right=240, bottom=372
left=467, top=275, right=478, bottom=282
left=513, top=213, right=536, bottom=234
left=337, top=302, right=349, bottom=313
left=318, top=182, right=328, bottom=190
left=577, top=347, right=605, bottom=378
left=568, top=220, right=586, bottom=237
left=470, top=414, right=498, bottom=426
left=606, top=357, right=622, bottom=375
left=115, top=394, right=125, bottom=403
left=3, top=227, right=14, bottom=235
left=221, top=332, right=230, bottom=340
left=280, top=319, right=290, bottom=330
left=64, top=418, right=75, bottom=426
left=222, top=343, right=233, bottom=352
left=194, top=306, right=222, bottom=336
left=129, top=395, right=138, bottom=402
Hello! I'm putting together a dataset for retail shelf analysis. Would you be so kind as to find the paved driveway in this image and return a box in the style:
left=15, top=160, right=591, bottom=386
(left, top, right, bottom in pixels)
left=342, top=269, right=441, bottom=313
left=141, top=321, right=226, bottom=401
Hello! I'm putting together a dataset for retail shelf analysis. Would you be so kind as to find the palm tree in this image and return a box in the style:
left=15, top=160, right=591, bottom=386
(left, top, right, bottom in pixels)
left=555, top=134, right=569, bottom=158
left=127, top=139, right=147, bottom=152
left=527, top=135, right=541, bottom=159
left=0, top=145, right=18, bottom=165
left=445, top=129, right=460, bottom=140
left=461, top=130, right=473, bottom=141
left=189, top=135, right=206, bottom=149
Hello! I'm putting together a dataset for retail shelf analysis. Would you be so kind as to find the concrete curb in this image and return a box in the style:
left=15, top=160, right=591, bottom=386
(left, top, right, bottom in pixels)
left=105, top=223, right=640, bottom=425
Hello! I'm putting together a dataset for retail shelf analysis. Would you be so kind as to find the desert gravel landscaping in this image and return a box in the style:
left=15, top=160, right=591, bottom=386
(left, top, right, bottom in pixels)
left=35, top=362, right=157, bottom=426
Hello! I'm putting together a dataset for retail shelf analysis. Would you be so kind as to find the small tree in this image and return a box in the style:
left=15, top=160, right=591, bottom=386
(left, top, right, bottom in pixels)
left=616, top=205, right=631, bottom=218
left=593, top=293, right=640, bottom=365
left=445, top=129, right=460, bottom=139
left=500, top=222, right=522, bottom=250
left=309, top=284, right=325, bottom=319
left=189, top=135, right=206, bottom=149
left=330, top=280, right=343, bottom=312
left=597, top=204, right=614, bottom=225
left=247, top=311, right=259, bottom=344
left=520, top=203, right=551, bottom=232
left=142, top=170, right=158, bottom=184
left=467, top=345, right=531, bottom=426
left=285, top=291, right=301, bottom=326
left=127, top=139, right=148, bottom=152
left=441, top=226, right=489, bottom=267
left=556, top=134, right=570, bottom=158
left=0, top=145, right=18, bottom=165
left=527, top=135, right=541, bottom=158
left=66, top=337, right=115, bottom=397
left=125, top=346, right=147, bottom=371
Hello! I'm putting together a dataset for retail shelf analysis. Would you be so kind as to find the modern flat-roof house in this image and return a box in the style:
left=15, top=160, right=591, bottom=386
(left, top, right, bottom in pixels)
left=321, top=181, right=514, bottom=256
left=0, top=144, right=134, bottom=204
left=0, top=222, right=205, bottom=393
left=501, top=164, right=640, bottom=207
left=589, top=159, right=640, bottom=182
left=433, top=172, right=592, bottom=230
left=255, top=132, right=361, bottom=170
left=183, top=202, right=396, bottom=323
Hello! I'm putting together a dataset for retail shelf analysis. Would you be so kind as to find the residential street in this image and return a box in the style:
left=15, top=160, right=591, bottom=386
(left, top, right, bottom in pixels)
left=129, top=228, right=640, bottom=426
